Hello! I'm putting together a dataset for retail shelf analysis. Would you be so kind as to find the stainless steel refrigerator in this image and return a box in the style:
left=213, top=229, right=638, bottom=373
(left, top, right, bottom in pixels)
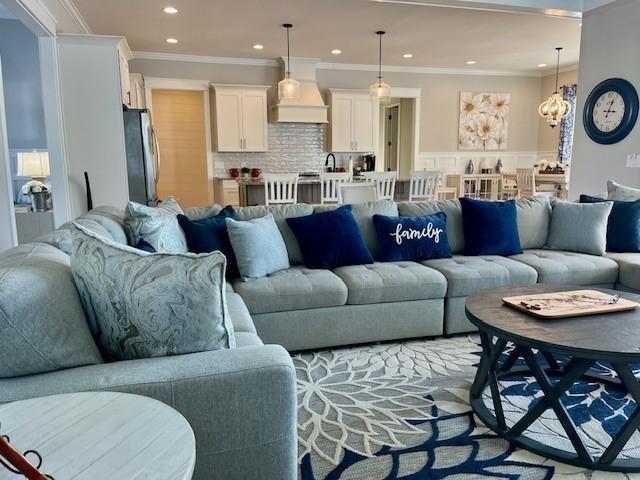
left=123, top=109, right=160, bottom=206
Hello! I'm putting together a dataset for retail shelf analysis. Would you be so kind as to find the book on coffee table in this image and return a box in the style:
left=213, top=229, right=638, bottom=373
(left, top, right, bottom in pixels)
left=502, top=289, right=640, bottom=319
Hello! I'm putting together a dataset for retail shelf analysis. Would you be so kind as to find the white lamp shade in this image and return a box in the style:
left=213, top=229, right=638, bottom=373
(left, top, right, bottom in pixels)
left=17, top=151, right=50, bottom=178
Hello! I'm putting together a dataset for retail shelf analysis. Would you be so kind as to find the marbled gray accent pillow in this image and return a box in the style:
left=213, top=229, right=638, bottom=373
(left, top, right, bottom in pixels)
left=71, top=223, right=235, bottom=361
left=545, top=200, right=613, bottom=255
left=124, top=196, right=187, bottom=253
left=607, top=180, right=640, bottom=201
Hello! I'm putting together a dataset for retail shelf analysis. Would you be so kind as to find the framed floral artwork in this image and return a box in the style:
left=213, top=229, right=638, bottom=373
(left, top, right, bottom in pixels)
left=459, top=92, right=510, bottom=150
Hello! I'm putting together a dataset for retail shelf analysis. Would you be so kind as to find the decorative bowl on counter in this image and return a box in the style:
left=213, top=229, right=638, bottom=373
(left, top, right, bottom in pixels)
left=229, top=168, right=239, bottom=178
left=251, top=168, right=262, bottom=178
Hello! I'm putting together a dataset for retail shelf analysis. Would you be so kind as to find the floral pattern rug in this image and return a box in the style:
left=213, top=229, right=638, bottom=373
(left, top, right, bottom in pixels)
left=293, top=335, right=640, bottom=479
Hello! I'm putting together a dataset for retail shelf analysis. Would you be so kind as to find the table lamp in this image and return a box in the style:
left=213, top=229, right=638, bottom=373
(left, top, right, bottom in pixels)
left=16, top=151, right=50, bottom=181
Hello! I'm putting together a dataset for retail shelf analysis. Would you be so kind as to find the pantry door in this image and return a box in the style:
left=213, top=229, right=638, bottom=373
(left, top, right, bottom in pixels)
left=152, top=89, right=212, bottom=208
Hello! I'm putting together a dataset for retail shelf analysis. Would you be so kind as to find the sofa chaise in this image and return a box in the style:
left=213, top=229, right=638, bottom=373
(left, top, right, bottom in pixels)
left=0, top=196, right=637, bottom=480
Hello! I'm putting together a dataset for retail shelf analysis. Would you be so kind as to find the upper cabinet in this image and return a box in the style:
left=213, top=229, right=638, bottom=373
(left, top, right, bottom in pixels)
left=328, top=89, right=379, bottom=153
left=117, top=42, right=133, bottom=107
left=128, top=73, right=146, bottom=109
left=212, top=85, right=269, bottom=152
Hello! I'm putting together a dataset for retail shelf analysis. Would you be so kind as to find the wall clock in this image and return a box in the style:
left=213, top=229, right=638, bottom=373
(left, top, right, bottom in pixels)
left=583, top=78, right=639, bottom=144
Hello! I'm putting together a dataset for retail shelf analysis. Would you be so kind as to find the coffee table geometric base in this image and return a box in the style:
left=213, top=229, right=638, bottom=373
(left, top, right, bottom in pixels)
left=470, top=331, right=640, bottom=473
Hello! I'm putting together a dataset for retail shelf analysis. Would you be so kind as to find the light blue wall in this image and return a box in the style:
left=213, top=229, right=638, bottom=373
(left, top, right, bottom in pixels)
left=0, top=19, right=47, bottom=201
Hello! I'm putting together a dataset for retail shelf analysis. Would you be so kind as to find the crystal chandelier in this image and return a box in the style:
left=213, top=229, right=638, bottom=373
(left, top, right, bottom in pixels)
left=538, top=47, right=571, bottom=128
left=369, top=31, right=391, bottom=102
left=278, top=23, right=300, bottom=100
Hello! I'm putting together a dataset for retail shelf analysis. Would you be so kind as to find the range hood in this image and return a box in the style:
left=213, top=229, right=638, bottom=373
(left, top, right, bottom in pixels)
left=271, top=57, right=328, bottom=123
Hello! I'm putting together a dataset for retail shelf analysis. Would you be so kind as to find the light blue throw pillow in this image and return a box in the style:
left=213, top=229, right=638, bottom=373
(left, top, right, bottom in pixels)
left=545, top=200, right=613, bottom=256
left=71, top=223, right=235, bottom=361
left=226, top=214, right=290, bottom=279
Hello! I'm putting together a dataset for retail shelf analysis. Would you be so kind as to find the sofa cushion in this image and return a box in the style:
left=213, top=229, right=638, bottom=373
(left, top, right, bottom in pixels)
left=287, top=205, right=374, bottom=269
left=234, top=332, right=264, bottom=347
left=607, top=253, right=640, bottom=291
left=510, top=249, right=619, bottom=285
left=517, top=196, right=551, bottom=249
left=398, top=199, right=464, bottom=254
left=71, top=223, right=235, bottom=361
left=235, top=203, right=313, bottom=265
left=546, top=200, right=612, bottom=255
left=460, top=197, right=522, bottom=256
left=232, top=266, right=348, bottom=314
left=226, top=291, right=256, bottom=334
left=124, top=196, right=187, bottom=253
left=373, top=212, right=452, bottom=262
left=0, top=243, right=103, bottom=378
left=423, top=255, right=537, bottom=298
left=333, top=261, right=447, bottom=305
left=313, top=199, right=398, bottom=258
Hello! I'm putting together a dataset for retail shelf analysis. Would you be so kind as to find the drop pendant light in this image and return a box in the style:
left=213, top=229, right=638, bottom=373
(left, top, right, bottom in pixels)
left=538, top=47, right=572, bottom=128
left=369, top=31, right=391, bottom=102
left=278, top=23, right=300, bottom=100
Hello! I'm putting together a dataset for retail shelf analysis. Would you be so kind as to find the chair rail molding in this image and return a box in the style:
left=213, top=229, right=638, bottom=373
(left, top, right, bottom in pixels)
left=415, top=150, right=559, bottom=174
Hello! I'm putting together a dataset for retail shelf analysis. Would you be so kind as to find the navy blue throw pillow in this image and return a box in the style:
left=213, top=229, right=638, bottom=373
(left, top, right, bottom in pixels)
left=177, top=205, right=239, bottom=278
left=460, top=197, right=522, bottom=256
left=373, top=212, right=452, bottom=262
left=135, top=238, right=156, bottom=253
left=580, top=194, right=640, bottom=252
left=286, top=205, right=374, bottom=269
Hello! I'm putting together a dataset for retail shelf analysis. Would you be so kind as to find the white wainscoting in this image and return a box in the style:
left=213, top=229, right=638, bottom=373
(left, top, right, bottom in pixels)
left=415, top=150, right=558, bottom=174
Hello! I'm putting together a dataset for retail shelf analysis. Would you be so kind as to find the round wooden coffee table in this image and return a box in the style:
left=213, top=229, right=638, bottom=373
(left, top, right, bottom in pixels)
left=466, top=284, right=640, bottom=473
left=0, top=392, right=195, bottom=480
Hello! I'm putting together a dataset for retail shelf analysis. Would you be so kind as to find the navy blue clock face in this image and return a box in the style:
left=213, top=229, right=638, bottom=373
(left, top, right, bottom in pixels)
left=583, top=78, right=639, bottom=144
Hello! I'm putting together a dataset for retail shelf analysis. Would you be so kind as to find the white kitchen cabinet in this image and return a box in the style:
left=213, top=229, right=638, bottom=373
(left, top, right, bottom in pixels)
left=118, top=47, right=132, bottom=107
left=328, top=89, right=378, bottom=153
left=212, top=85, right=269, bottom=152
left=129, top=73, right=146, bottom=108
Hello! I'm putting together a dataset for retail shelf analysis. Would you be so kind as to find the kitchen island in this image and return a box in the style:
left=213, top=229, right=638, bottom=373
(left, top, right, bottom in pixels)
left=235, top=176, right=411, bottom=206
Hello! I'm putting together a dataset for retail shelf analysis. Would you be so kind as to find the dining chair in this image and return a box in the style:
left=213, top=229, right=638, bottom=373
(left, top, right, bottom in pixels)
left=337, top=183, right=379, bottom=204
left=516, top=168, right=536, bottom=198
left=263, top=173, right=299, bottom=205
left=319, top=171, right=351, bottom=204
left=408, top=171, right=441, bottom=202
left=362, top=171, right=397, bottom=201
left=500, top=173, right=519, bottom=200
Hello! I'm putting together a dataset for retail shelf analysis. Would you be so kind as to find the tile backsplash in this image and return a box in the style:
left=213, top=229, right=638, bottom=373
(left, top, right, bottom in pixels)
left=212, top=123, right=359, bottom=176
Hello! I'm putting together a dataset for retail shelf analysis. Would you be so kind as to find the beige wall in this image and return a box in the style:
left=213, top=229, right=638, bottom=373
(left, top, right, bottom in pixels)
left=537, top=69, right=579, bottom=153
left=132, top=57, right=557, bottom=157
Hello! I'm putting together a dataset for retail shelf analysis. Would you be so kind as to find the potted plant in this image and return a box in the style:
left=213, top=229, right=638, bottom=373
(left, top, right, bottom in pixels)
left=21, top=180, right=50, bottom=212
left=240, top=166, right=251, bottom=179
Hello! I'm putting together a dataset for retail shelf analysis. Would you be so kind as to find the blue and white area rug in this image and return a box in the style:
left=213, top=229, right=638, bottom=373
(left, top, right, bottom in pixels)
left=294, top=335, right=640, bottom=479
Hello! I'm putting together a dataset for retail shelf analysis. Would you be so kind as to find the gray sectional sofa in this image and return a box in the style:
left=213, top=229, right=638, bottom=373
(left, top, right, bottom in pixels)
left=1, top=196, right=639, bottom=480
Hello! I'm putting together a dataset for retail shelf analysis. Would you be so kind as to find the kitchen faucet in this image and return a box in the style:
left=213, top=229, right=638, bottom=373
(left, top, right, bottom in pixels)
left=325, top=153, right=336, bottom=172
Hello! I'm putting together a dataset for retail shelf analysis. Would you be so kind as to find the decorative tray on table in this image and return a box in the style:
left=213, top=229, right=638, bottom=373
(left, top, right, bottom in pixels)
left=502, top=289, right=640, bottom=319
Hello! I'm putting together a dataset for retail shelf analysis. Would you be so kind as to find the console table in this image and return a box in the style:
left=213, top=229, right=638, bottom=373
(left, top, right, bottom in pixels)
left=466, top=285, right=640, bottom=473
left=0, top=392, right=195, bottom=479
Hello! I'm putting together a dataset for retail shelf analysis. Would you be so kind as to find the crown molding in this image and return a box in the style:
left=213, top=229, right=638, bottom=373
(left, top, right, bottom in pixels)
left=133, top=51, right=279, bottom=67
left=55, top=0, right=91, bottom=34
left=134, top=51, right=550, bottom=77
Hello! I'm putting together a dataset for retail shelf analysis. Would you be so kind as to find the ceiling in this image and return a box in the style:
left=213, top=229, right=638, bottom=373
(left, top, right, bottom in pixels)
left=72, top=0, right=582, bottom=74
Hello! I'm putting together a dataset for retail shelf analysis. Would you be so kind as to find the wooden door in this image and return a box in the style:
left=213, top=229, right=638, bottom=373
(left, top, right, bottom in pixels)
left=241, top=91, right=267, bottom=151
left=353, top=95, right=377, bottom=152
left=331, top=95, right=354, bottom=152
left=215, top=89, right=243, bottom=151
left=152, top=89, right=212, bottom=208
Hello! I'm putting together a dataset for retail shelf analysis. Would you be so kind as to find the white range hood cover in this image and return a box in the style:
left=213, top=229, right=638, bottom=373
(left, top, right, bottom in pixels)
left=271, top=57, right=328, bottom=123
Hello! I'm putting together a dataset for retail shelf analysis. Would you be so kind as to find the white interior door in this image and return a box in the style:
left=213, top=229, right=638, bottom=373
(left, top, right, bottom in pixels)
left=0, top=56, right=18, bottom=251
left=331, top=96, right=353, bottom=152
left=242, top=92, right=267, bottom=152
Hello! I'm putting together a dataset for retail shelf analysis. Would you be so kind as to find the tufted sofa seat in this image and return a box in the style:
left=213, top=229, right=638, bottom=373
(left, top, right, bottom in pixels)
left=510, top=249, right=619, bottom=286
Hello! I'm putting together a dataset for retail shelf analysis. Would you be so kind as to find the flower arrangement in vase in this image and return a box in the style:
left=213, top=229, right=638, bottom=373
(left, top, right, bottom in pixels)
left=240, top=167, right=251, bottom=179
left=21, top=180, right=50, bottom=212
left=534, top=160, right=570, bottom=174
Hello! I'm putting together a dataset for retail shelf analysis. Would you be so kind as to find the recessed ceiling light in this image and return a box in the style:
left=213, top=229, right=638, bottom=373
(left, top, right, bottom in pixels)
left=163, top=6, right=178, bottom=14
left=166, top=38, right=178, bottom=44
left=331, top=49, right=342, bottom=55
left=253, top=44, right=264, bottom=50
left=538, top=63, right=548, bottom=68
left=403, top=53, right=413, bottom=58
left=466, top=60, right=476, bottom=65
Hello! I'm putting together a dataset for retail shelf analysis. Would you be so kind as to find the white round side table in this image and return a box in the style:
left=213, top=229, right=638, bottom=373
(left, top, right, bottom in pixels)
left=0, top=392, right=195, bottom=480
